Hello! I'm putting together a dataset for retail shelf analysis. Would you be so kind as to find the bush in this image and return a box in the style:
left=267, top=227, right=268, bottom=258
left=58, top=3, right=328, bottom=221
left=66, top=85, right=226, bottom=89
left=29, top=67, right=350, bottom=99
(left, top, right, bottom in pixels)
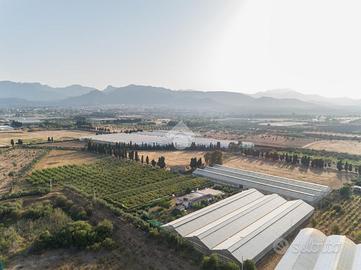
left=69, top=205, right=88, bottom=220
left=54, top=221, right=95, bottom=248
left=331, top=223, right=340, bottom=234
left=354, top=231, right=361, bottom=243
left=0, top=201, right=22, bottom=221
left=23, top=202, right=53, bottom=219
left=201, top=254, right=220, bottom=270
left=34, top=219, right=115, bottom=251
left=94, top=219, right=113, bottom=241
left=243, top=260, right=257, bottom=270
left=339, top=186, right=352, bottom=200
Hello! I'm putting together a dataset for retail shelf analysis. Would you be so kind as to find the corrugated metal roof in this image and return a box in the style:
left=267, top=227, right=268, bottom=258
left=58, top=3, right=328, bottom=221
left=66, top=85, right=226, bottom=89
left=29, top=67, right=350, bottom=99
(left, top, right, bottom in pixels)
left=276, top=228, right=361, bottom=270
left=193, top=165, right=331, bottom=203
left=163, top=189, right=314, bottom=263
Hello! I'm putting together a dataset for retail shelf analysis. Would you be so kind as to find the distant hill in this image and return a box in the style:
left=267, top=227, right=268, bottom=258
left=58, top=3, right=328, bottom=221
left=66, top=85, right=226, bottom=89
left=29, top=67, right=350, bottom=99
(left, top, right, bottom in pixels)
left=1, top=81, right=360, bottom=114
left=63, top=84, right=333, bottom=114
left=253, top=89, right=361, bottom=106
left=0, top=81, right=96, bottom=101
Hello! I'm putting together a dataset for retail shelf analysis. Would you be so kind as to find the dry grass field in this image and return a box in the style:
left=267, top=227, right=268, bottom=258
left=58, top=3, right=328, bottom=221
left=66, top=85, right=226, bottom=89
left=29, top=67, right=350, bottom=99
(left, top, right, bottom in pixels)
left=0, top=130, right=93, bottom=146
left=303, top=139, right=361, bottom=155
left=0, top=148, right=43, bottom=194
left=243, top=134, right=314, bottom=148
left=223, top=154, right=352, bottom=189
left=138, top=150, right=349, bottom=189
left=138, top=150, right=205, bottom=167
left=34, top=150, right=101, bottom=170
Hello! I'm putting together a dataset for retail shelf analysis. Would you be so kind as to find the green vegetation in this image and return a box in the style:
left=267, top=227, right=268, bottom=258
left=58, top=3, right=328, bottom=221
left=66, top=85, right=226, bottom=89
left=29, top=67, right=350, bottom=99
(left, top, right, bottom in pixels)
left=0, top=197, right=114, bottom=263
left=28, top=159, right=208, bottom=209
left=200, top=254, right=256, bottom=270
left=312, top=186, right=361, bottom=242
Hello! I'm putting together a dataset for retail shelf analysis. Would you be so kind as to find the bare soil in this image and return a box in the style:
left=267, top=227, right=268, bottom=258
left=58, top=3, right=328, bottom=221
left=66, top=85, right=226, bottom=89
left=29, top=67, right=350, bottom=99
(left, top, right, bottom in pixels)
left=303, top=139, right=361, bottom=155
left=34, top=150, right=101, bottom=170
left=0, top=130, right=93, bottom=146
left=0, top=148, right=43, bottom=194
left=243, top=134, right=314, bottom=148
left=223, top=154, right=352, bottom=189
left=138, top=150, right=205, bottom=167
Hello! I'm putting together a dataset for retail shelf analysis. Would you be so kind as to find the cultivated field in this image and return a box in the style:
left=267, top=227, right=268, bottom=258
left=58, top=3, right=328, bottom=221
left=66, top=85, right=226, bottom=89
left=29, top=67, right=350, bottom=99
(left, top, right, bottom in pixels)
left=311, top=195, right=361, bottom=242
left=34, top=150, right=101, bottom=170
left=138, top=150, right=205, bottom=167
left=0, top=148, right=45, bottom=194
left=223, top=154, right=352, bottom=189
left=0, top=130, right=93, bottom=146
left=303, top=140, right=361, bottom=155
left=29, top=159, right=208, bottom=209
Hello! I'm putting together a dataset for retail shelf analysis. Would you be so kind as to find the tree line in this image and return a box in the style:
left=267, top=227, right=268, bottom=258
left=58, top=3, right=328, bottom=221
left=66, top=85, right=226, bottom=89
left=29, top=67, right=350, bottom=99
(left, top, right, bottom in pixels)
left=239, top=148, right=361, bottom=174
left=86, top=141, right=166, bottom=168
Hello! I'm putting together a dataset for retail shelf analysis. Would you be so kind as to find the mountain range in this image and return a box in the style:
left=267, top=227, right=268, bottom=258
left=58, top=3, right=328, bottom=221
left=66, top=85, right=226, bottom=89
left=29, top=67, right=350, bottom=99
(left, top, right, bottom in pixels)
left=0, top=81, right=360, bottom=114
left=252, top=89, right=361, bottom=107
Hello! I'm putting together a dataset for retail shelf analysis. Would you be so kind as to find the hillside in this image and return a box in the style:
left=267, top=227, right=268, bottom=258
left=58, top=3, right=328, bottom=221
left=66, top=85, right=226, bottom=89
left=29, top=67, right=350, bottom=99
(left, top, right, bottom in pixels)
left=0, top=81, right=96, bottom=101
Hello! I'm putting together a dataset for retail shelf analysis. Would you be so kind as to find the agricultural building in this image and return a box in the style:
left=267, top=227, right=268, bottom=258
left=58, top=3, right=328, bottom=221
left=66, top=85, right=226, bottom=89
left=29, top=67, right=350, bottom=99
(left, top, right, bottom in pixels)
left=163, top=189, right=314, bottom=264
left=193, top=165, right=331, bottom=204
left=175, top=188, right=223, bottom=209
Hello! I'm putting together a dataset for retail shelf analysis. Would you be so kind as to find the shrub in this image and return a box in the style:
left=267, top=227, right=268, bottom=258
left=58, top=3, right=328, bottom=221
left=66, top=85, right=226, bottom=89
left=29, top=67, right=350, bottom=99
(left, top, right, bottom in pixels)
left=243, top=260, right=257, bottom=270
left=94, top=219, right=113, bottom=241
left=201, top=254, right=220, bottom=270
left=331, top=223, right=340, bottom=234
left=354, top=231, right=361, bottom=243
left=339, top=186, right=352, bottom=200
left=69, top=205, right=88, bottom=220
left=0, top=201, right=22, bottom=221
left=23, top=202, right=53, bottom=219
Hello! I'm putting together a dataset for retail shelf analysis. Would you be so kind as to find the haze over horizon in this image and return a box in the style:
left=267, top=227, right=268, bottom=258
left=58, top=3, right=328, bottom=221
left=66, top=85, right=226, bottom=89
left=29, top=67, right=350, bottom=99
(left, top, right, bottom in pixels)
left=1, top=0, right=361, bottom=98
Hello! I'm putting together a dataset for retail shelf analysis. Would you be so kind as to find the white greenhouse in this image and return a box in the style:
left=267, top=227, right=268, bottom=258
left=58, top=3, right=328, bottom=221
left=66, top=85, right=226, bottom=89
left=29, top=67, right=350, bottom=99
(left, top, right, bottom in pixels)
left=163, top=189, right=314, bottom=264
left=276, top=228, right=361, bottom=270
left=84, top=131, right=236, bottom=149
left=193, top=165, right=331, bottom=204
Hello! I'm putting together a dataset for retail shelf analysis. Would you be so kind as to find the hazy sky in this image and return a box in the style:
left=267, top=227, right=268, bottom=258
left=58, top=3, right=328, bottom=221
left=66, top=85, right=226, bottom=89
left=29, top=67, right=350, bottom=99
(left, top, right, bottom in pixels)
left=1, top=0, right=361, bottom=98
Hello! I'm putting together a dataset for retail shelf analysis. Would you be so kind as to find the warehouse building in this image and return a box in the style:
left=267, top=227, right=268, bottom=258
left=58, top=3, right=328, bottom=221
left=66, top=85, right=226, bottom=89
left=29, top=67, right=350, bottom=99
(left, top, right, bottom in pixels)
left=163, top=189, right=314, bottom=264
left=276, top=228, right=361, bottom=270
left=193, top=165, right=331, bottom=204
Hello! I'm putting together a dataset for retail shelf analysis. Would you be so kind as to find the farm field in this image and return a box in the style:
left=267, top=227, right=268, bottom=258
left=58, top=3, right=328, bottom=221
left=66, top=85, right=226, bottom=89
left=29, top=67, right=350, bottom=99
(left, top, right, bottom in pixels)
left=45, top=140, right=87, bottom=149
left=29, top=159, right=208, bottom=209
left=311, top=195, right=361, bottom=242
left=138, top=150, right=205, bottom=167
left=303, top=139, right=361, bottom=155
left=0, top=148, right=45, bottom=194
left=34, top=150, right=101, bottom=170
left=0, top=130, right=93, bottom=146
left=223, top=154, right=352, bottom=189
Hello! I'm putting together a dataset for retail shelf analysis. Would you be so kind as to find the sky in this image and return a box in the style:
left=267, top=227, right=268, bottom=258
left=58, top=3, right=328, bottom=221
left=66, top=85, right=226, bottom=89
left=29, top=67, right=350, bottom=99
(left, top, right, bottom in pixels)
left=1, top=0, right=361, bottom=98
